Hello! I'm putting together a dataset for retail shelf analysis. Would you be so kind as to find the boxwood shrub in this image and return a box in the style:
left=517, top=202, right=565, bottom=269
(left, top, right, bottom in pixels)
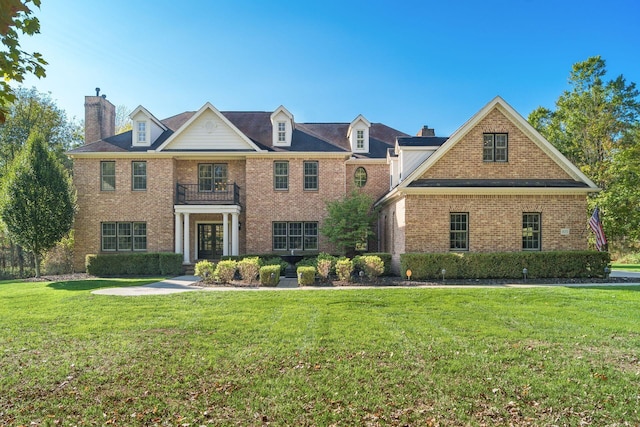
left=363, top=253, right=392, bottom=276
left=260, top=265, right=281, bottom=286
left=297, top=266, right=316, bottom=286
left=86, top=252, right=183, bottom=276
left=400, top=251, right=610, bottom=280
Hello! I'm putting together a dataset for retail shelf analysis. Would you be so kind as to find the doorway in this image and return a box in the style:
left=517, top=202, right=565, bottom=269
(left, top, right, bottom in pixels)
left=197, top=223, right=223, bottom=259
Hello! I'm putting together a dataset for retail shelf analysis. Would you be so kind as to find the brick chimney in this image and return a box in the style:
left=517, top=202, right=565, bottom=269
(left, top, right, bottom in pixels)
left=84, top=88, right=115, bottom=144
left=417, top=125, right=435, bottom=137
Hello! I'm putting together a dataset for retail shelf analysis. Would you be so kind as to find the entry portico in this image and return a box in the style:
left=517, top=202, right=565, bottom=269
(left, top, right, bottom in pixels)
left=174, top=205, right=241, bottom=264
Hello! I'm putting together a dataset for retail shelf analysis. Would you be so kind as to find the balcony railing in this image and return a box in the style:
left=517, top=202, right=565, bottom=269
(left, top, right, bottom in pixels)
left=176, top=182, right=240, bottom=205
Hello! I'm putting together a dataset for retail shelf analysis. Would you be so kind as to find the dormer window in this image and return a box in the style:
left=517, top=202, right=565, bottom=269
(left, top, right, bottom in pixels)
left=356, top=130, right=365, bottom=150
left=137, top=121, right=147, bottom=144
left=271, top=106, right=294, bottom=147
left=348, top=114, right=371, bottom=153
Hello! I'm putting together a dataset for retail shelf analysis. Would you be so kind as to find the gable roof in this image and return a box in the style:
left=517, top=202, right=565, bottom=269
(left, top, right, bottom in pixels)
left=68, top=106, right=407, bottom=157
left=155, top=102, right=264, bottom=152
left=398, top=96, right=598, bottom=189
left=129, top=105, right=168, bottom=131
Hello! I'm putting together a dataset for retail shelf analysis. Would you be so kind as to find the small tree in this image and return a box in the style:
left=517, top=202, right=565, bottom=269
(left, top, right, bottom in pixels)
left=0, top=132, right=75, bottom=277
left=320, top=191, right=378, bottom=258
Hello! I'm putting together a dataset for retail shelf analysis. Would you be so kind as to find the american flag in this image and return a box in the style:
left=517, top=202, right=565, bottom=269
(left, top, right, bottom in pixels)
left=588, top=207, right=607, bottom=251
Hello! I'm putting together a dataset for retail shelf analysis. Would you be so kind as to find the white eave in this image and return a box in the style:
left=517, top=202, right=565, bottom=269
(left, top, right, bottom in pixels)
left=154, top=102, right=265, bottom=152
left=397, top=96, right=599, bottom=190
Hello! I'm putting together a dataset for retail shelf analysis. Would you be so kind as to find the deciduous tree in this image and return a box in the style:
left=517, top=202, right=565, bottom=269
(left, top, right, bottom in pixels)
left=0, top=0, right=47, bottom=123
left=0, top=87, right=82, bottom=174
left=0, top=132, right=75, bottom=277
left=528, top=56, right=640, bottom=188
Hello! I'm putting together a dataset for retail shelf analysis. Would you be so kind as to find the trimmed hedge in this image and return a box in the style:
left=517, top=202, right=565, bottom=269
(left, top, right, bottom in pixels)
left=159, top=252, right=183, bottom=276
left=400, top=251, right=611, bottom=280
left=260, top=265, right=281, bottom=286
left=86, top=252, right=183, bottom=276
left=363, top=253, right=392, bottom=276
left=297, top=266, right=316, bottom=286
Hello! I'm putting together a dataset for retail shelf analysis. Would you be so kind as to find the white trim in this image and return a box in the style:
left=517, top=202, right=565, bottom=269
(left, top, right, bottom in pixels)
left=398, top=96, right=598, bottom=190
left=128, top=105, right=168, bottom=131
left=174, top=204, right=241, bottom=215
left=156, top=102, right=265, bottom=152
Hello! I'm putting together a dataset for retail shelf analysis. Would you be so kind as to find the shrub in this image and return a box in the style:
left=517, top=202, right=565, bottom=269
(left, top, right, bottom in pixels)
left=262, top=256, right=287, bottom=276
left=317, top=259, right=333, bottom=281
left=159, top=253, right=183, bottom=276
left=86, top=253, right=167, bottom=276
left=260, top=265, right=281, bottom=286
left=215, top=259, right=237, bottom=284
left=400, top=251, right=611, bottom=280
left=316, top=252, right=337, bottom=278
left=297, top=266, right=316, bottom=286
left=363, top=252, right=392, bottom=276
left=238, top=257, right=261, bottom=284
left=335, top=258, right=353, bottom=282
left=195, top=260, right=216, bottom=284
left=358, top=255, right=384, bottom=279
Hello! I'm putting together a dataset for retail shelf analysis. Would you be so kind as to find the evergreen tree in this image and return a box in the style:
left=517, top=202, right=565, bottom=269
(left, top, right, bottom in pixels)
left=0, top=132, right=75, bottom=277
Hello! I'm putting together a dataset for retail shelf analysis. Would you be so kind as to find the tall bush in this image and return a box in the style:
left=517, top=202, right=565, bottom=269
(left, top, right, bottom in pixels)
left=260, top=265, right=281, bottom=287
left=215, top=260, right=237, bottom=284
left=335, top=258, right=353, bottom=282
left=238, top=257, right=260, bottom=284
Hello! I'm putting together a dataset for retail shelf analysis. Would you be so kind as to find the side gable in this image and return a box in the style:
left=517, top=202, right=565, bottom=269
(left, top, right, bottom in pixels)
left=400, top=96, right=598, bottom=189
left=156, top=103, right=264, bottom=152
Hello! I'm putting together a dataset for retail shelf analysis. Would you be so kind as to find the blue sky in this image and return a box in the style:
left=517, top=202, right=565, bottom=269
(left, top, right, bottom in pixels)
left=17, top=0, right=640, bottom=136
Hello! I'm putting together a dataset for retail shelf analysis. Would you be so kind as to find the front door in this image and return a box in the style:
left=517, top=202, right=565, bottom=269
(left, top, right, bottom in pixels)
left=197, top=223, right=223, bottom=259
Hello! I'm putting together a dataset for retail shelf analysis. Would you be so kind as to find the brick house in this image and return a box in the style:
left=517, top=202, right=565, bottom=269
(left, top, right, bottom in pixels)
left=69, top=94, right=598, bottom=273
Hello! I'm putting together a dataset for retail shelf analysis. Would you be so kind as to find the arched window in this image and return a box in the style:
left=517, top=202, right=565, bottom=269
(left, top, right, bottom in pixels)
left=354, top=167, right=367, bottom=188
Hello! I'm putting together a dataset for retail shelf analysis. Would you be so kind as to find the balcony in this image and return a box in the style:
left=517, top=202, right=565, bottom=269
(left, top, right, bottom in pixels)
left=175, top=182, right=240, bottom=205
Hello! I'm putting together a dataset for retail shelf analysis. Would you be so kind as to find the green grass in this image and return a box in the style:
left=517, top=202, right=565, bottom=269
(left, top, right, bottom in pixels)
left=612, top=263, right=640, bottom=272
left=1, top=279, right=640, bottom=425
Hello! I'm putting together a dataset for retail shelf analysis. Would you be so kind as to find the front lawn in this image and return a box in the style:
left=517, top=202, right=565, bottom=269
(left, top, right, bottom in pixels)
left=612, top=263, right=640, bottom=272
left=1, top=278, right=639, bottom=425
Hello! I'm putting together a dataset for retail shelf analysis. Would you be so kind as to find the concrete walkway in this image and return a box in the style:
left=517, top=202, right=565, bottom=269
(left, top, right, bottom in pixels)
left=90, top=272, right=640, bottom=296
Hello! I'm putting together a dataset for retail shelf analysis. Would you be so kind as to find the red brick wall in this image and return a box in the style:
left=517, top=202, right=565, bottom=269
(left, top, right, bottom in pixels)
left=72, top=157, right=175, bottom=271
left=244, top=157, right=347, bottom=254
left=403, top=194, right=588, bottom=253
left=422, top=107, right=572, bottom=180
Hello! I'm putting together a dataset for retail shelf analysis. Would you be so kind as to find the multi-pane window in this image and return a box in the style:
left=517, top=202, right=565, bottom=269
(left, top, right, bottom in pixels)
left=137, top=121, right=147, bottom=143
left=274, top=161, right=289, bottom=190
left=277, top=121, right=286, bottom=143
left=483, top=133, right=508, bottom=162
left=101, top=222, right=147, bottom=252
left=356, top=129, right=365, bottom=150
left=198, top=163, right=228, bottom=192
left=273, top=221, right=318, bottom=251
left=132, top=161, right=147, bottom=190
left=101, top=161, right=115, bottom=191
left=450, top=213, right=468, bottom=251
left=522, top=213, right=541, bottom=251
left=303, top=161, right=318, bottom=190
left=354, top=167, right=367, bottom=188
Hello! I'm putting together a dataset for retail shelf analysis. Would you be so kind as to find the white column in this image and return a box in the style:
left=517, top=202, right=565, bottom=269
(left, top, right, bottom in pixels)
left=231, top=213, right=239, bottom=256
left=174, top=212, right=183, bottom=254
left=183, top=212, right=190, bottom=264
left=222, top=213, right=229, bottom=256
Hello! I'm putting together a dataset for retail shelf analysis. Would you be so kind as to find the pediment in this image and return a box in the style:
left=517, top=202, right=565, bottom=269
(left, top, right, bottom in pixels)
left=156, top=103, right=263, bottom=152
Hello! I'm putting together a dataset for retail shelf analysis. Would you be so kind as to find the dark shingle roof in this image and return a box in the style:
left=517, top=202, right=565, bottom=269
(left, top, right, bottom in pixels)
left=397, top=136, right=449, bottom=147
left=408, top=179, right=590, bottom=188
left=69, top=110, right=408, bottom=158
